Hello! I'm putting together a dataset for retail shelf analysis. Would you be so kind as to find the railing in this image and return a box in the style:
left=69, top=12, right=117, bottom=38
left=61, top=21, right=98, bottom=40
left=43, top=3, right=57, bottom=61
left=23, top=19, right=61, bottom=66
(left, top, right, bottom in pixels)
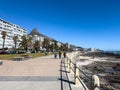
left=65, top=54, right=101, bottom=90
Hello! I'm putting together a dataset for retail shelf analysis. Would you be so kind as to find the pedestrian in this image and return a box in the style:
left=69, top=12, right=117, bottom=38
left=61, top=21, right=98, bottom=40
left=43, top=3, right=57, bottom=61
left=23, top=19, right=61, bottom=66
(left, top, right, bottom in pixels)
left=63, top=51, right=66, bottom=58
left=59, top=51, right=61, bottom=59
left=54, top=51, right=57, bottom=59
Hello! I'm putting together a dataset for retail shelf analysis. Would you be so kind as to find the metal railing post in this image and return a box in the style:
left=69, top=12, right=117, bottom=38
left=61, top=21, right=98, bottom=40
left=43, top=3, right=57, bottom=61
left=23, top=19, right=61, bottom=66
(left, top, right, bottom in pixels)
left=74, top=62, right=76, bottom=83
left=90, top=76, right=94, bottom=90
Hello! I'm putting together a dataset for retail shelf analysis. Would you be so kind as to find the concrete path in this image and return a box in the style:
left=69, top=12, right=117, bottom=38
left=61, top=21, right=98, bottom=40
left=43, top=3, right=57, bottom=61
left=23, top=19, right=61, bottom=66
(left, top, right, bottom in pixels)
left=0, top=55, right=81, bottom=90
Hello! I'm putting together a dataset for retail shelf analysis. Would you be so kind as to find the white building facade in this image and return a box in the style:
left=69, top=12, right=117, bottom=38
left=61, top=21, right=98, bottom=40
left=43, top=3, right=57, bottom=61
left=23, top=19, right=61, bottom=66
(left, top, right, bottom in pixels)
left=30, top=34, right=45, bottom=50
left=0, top=19, right=27, bottom=48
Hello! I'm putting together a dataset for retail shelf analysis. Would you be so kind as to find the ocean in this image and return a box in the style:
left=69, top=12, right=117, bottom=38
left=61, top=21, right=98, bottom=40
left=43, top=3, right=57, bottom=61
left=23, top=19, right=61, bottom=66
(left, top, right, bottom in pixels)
left=107, top=51, right=120, bottom=54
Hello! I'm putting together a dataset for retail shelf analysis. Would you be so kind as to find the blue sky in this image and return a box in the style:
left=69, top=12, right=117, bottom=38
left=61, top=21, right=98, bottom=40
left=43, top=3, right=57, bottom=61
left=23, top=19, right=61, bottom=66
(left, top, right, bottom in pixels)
left=0, top=0, right=120, bottom=50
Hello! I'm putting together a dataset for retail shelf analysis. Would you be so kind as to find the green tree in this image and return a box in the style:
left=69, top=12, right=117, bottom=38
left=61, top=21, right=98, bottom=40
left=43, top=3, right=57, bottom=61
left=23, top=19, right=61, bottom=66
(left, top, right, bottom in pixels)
left=13, top=35, right=18, bottom=53
left=1, top=31, right=7, bottom=51
left=60, top=44, right=68, bottom=51
left=59, top=44, right=64, bottom=51
left=34, top=40, right=40, bottom=52
left=54, top=42, right=59, bottom=51
left=42, top=37, right=50, bottom=51
left=28, top=35, right=33, bottom=51
left=19, top=35, right=28, bottom=52
left=63, top=44, right=68, bottom=51
left=49, top=43, right=55, bottom=52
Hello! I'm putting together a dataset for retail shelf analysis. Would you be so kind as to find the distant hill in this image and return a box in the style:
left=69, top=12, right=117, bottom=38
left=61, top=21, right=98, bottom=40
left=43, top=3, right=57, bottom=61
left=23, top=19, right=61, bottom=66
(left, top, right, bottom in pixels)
left=28, top=28, right=45, bottom=37
left=28, top=28, right=60, bottom=43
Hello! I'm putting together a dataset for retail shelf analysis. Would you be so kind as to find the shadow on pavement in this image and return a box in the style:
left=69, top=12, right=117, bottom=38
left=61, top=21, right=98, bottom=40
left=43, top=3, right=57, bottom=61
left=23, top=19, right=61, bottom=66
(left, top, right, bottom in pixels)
left=59, top=58, right=75, bottom=90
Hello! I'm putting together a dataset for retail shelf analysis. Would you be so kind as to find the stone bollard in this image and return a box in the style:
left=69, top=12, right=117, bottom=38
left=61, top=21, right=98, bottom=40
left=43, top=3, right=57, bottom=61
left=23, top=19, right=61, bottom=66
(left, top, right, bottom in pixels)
left=67, top=58, right=70, bottom=71
left=75, top=63, right=80, bottom=85
left=67, top=58, right=70, bottom=72
left=70, top=59, right=72, bottom=73
left=65, top=57, right=68, bottom=65
left=67, top=58, right=72, bottom=72
left=92, top=75, right=100, bottom=90
left=74, top=62, right=76, bottom=83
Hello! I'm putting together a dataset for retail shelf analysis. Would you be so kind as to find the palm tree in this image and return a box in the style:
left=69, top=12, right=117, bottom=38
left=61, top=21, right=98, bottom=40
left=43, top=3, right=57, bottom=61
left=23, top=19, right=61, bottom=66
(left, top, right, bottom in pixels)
left=34, top=40, right=40, bottom=52
left=54, top=41, right=59, bottom=51
left=13, top=35, right=18, bottom=53
left=62, top=44, right=68, bottom=51
left=59, top=44, right=68, bottom=51
left=28, top=35, right=33, bottom=52
left=59, top=44, right=63, bottom=51
left=19, top=35, right=28, bottom=52
left=28, top=35, right=32, bottom=44
left=42, top=37, right=50, bottom=51
left=1, top=31, right=7, bottom=51
left=49, top=43, right=55, bottom=52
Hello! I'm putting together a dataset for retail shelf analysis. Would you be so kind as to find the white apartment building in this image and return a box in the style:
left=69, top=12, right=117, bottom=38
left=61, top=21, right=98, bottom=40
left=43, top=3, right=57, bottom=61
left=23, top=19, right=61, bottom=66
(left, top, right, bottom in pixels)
left=0, top=18, right=27, bottom=49
left=31, top=34, right=44, bottom=43
left=30, top=34, right=44, bottom=50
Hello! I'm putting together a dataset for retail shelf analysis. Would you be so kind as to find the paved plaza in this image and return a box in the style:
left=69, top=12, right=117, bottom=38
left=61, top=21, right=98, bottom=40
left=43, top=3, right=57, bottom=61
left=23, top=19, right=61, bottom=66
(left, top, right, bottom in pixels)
left=0, top=55, right=82, bottom=90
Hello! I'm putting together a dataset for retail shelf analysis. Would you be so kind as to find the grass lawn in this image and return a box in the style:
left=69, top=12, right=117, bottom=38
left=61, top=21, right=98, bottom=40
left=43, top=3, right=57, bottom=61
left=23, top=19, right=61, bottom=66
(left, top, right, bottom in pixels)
left=0, top=53, right=52, bottom=60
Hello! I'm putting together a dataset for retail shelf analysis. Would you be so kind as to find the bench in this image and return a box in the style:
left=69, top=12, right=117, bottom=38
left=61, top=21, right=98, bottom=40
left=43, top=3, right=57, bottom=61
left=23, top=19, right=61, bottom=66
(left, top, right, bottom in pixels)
left=13, top=57, right=24, bottom=61
left=21, top=55, right=32, bottom=58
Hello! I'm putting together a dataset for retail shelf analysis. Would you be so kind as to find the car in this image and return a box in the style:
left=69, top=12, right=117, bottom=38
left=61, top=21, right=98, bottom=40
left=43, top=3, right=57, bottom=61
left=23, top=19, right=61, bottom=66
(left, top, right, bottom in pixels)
left=0, top=51, right=8, bottom=54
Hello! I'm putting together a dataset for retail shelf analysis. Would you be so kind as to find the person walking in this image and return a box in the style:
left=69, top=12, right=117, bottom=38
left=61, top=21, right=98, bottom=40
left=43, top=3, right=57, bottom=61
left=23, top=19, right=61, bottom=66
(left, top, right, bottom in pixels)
left=63, top=51, right=66, bottom=58
left=54, top=51, right=57, bottom=59
left=58, top=51, right=61, bottom=59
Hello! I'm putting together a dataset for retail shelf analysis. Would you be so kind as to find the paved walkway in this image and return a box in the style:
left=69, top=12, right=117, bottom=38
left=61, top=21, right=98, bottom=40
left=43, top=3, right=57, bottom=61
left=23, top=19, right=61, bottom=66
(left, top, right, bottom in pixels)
left=0, top=55, right=82, bottom=90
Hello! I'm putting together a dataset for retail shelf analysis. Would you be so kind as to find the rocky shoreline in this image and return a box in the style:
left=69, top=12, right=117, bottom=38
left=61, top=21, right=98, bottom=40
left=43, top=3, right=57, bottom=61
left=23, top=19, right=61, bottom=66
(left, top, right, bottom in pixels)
left=77, top=52, right=120, bottom=90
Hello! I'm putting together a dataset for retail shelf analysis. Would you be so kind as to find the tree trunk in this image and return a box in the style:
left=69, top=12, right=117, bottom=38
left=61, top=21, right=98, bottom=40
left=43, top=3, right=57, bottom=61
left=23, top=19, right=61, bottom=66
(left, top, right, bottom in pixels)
left=2, top=39, right=5, bottom=51
left=15, top=43, right=17, bottom=53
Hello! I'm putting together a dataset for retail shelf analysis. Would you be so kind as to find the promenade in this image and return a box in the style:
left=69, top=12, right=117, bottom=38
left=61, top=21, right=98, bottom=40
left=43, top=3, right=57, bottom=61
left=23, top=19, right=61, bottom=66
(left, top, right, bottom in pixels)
left=0, top=55, right=81, bottom=90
